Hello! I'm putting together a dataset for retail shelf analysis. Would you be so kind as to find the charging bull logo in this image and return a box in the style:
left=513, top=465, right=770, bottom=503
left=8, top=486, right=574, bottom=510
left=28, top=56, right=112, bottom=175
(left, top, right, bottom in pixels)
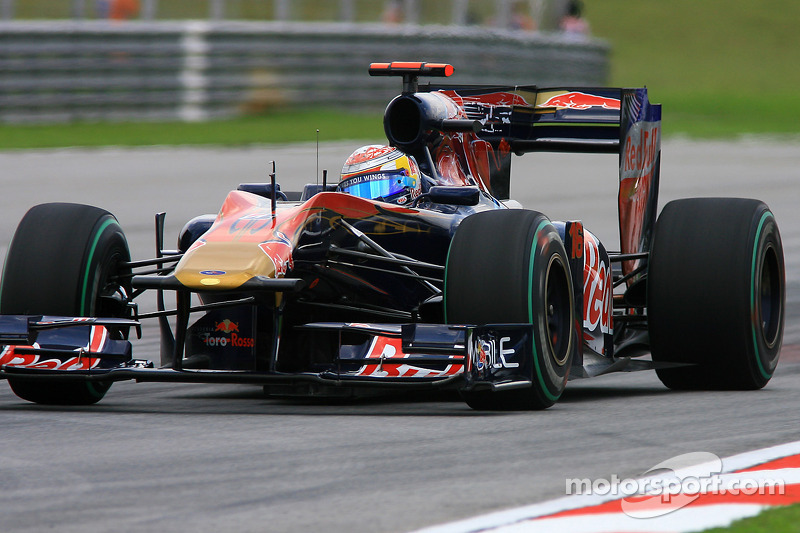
left=259, top=230, right=294, bottom=278
left=215, top=319, right=239, bottom=333
left=539, top=91, right=620, bottom=110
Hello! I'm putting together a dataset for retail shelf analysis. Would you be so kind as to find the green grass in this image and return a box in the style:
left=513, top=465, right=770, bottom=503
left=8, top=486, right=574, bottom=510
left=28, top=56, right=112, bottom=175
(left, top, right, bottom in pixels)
left=587, top=0, right=800, bottom=138
left=656, top=91, right=800, bottom=138
left=701, top=503, right=800, bottom=532
left=0, top=109, right=384, bottom=149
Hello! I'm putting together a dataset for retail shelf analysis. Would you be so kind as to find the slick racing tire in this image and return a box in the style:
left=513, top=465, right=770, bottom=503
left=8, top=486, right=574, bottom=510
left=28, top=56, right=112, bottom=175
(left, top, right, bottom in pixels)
left=445, top=210, right=575, bottom=410
left=0, top=203, right=131, bottom=405
left=647, top=198, right=784, bottom=390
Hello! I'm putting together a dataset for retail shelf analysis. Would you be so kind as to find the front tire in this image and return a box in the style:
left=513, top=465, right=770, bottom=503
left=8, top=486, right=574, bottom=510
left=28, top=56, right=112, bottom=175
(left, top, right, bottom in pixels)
left=445, top=210, right=575, bottom=410
left=647, top=198, right=784, bottom=390
left=0, top=203, right=131, bottom=404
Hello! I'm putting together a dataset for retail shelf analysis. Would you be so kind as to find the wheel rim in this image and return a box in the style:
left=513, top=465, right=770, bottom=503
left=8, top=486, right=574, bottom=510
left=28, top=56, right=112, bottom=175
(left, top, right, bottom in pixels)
left=759, top=243, right=782, bottom=349
left=544, top=255, right=572, bottom=366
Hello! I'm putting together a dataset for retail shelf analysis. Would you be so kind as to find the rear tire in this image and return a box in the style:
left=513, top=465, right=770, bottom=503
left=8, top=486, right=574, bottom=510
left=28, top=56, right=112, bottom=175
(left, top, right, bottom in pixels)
left=647, top=198, right=784, bottom=390
left=0, top=203, right=131, bottom=404
left=445, top=210, right=575, bottom=410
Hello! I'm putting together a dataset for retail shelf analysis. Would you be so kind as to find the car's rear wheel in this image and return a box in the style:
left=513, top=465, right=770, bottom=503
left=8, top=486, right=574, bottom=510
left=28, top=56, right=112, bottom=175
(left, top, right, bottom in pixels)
left=647, top=198, right=784, bottom=390
left=0, top=203, right=131, bottom=404
left=445, top=210, right=575, bottom=410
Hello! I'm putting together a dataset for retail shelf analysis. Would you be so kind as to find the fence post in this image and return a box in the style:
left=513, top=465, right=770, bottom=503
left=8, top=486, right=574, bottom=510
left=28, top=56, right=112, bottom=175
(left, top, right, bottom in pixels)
left=340, top=0, right=355, bottom=22
left=539, top=0, right=569, bottom=31
left=275, top=0, right=290, bottom=21
left=141, top=0, right=157, bottom=20
left=209, top=0, right=225, bottom=20
left=180, top=22, right=210, bottom=122
left=72, top=0, right=86, bottom=19
left=1, top=0, right=13, bottom=20
left=403, top=0, right=418, bottom=24
left=495, top=0, right=511, bottom=28
left=451, top=0, right=468, bottom=25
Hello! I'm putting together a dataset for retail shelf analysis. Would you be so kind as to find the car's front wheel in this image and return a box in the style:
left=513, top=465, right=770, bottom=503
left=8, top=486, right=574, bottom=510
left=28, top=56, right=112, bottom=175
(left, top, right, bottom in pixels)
left=0, top=203, right=131, bottom=404
left=445, top=209, right=575, bottom=410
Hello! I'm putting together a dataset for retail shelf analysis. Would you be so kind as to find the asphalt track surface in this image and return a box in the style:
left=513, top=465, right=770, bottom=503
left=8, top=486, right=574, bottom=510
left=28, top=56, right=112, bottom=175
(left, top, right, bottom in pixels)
left=0, top=140, right=798, bottom=532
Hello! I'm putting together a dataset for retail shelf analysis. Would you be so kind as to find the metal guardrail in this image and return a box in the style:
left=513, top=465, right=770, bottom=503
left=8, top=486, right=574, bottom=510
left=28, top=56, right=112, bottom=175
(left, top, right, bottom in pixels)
left=0, top=21, right=609, bottom=123
left=1, top=0, right=573, bottom=30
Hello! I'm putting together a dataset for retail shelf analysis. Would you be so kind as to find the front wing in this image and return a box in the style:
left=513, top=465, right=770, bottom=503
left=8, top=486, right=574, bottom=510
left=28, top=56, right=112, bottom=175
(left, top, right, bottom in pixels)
left=0, top=319, right=669, bottom=392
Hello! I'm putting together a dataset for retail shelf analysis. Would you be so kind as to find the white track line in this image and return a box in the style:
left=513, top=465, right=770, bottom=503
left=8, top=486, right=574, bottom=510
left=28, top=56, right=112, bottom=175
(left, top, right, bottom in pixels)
left=416, top=440, right=800, bottom=533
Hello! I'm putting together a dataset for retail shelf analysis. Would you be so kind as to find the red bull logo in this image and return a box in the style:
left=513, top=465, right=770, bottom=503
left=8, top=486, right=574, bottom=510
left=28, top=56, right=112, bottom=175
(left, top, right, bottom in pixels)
left=206, top=319, right=254, bottom=348
left=442, top=90, right=531, bottom=108
left=215, top=319, right=239, bottom=333
left=258, top=239, right=294, bottom=277
left=538, top=91, right=620, bottom=110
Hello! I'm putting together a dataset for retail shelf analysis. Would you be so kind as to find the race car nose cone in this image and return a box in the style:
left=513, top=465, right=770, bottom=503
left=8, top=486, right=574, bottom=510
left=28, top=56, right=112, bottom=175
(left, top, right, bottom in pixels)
left=175, top=241, right=277, bottom=290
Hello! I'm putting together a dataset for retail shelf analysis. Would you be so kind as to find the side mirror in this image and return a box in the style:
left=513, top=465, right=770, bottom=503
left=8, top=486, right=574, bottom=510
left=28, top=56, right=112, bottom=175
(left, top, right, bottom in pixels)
left=238, top=183, right=288, bottom=201
left=425, top=186, right=480, bottom=206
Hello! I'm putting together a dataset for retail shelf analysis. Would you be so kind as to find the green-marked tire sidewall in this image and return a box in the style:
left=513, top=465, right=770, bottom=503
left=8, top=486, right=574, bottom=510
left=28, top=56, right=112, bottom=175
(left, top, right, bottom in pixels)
left=1, top=203, right=130, bottom=405
left=444, top=209, right=574, bottom=409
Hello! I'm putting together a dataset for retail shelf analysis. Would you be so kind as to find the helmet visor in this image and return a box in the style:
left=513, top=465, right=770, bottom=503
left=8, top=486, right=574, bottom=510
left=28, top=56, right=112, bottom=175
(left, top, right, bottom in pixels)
left=339, top=170, right=413, bottom=200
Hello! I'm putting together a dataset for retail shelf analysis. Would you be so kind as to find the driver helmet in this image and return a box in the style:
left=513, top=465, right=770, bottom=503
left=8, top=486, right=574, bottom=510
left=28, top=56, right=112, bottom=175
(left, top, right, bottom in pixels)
left=338, top=145, right=421, bottom=205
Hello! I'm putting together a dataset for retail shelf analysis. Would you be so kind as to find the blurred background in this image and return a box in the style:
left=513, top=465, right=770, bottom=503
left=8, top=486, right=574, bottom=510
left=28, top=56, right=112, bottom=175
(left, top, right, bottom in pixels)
left=0, top=0, right=797, bottom=147
left=0, top=1, right=604, bottom=124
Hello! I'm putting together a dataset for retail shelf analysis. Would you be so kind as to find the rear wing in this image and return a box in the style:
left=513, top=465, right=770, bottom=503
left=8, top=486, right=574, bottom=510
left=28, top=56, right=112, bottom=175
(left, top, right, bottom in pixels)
left=425, top=84, right=626, bottom=154
left=371, top=62, right=661, bottom=268
left=423, top=83, right=662, bottom=271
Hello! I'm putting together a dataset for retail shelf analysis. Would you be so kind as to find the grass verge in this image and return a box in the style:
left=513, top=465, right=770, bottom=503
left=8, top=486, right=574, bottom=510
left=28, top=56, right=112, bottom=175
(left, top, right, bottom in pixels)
left=701, top=503, right=800, bottom=533
left=658, top=91, right=800, bottom=139
left=0, top=108, right=385, bottom=150
left=588, top=0, right=800, bottom=139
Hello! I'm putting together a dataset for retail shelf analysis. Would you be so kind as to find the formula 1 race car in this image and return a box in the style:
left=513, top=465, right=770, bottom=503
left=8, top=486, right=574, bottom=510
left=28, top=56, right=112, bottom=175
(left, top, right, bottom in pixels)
left=0, top=62, right=785, bottom=410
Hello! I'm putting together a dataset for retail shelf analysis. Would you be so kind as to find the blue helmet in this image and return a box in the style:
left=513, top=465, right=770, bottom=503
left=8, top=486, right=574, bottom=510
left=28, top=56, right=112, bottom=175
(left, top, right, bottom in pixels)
left=338, top=145, right=421, bottom=205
